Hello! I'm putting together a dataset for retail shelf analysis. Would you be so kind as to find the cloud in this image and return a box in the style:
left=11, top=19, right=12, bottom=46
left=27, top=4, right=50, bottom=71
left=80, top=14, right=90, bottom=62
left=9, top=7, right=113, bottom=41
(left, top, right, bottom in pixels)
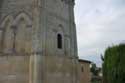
left=75, top=0, right=125, bottom=67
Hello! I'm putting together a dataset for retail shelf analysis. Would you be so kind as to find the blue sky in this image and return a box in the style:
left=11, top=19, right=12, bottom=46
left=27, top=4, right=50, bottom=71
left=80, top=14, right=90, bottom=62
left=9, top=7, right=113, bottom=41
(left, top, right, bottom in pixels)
left=74, top=0, right=125, bottom=67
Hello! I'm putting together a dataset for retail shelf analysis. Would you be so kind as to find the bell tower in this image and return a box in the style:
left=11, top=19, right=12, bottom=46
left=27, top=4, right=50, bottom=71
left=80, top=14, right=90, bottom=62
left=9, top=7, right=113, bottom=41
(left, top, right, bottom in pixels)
left=0, top=0, right=79, bottom=83
left=38, top=0, right=79, bottom=83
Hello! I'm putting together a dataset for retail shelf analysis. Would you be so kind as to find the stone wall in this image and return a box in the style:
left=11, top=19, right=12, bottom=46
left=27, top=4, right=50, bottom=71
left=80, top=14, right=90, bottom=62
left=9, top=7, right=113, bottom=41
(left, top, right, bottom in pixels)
left=0, top=0, right=79, bottom=83
left=0, top=55, right=30, bottom=83
left=41, top=55, right=79, bottom=83
left=79, top=61, right=91, bottom=83
left=39, top=1, right=79, bottom=83
left=0, top=0, right=34, bottom=83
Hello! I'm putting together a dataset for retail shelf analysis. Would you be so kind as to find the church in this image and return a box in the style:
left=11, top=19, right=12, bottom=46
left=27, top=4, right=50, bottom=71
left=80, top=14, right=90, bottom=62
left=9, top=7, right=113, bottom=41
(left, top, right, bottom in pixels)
left=0, top=0, right=79, bottom=83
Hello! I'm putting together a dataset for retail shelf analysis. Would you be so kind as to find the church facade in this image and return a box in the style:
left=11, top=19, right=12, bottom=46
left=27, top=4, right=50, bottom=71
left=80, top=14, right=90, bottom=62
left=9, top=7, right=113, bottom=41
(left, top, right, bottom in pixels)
left=0, top=0, right=79, bottom=83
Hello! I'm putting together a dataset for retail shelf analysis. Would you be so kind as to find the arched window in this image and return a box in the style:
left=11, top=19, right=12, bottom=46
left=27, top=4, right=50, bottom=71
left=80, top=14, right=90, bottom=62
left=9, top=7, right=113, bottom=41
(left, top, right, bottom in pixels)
left=14, top=13, right=32, bottom=53
left=57, top=34, right=62, bottom=49
left=1, top=16, right=14, bottom=53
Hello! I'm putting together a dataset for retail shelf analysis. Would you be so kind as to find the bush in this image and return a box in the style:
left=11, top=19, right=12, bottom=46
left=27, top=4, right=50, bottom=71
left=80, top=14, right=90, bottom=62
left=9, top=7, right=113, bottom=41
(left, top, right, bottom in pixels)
left=103, top=44, right=125, bottom=83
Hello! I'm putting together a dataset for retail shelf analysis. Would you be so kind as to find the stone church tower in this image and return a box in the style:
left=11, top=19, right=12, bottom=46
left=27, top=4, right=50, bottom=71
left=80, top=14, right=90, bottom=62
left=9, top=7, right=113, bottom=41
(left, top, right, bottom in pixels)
left=0, top=0, right=79, bottom=83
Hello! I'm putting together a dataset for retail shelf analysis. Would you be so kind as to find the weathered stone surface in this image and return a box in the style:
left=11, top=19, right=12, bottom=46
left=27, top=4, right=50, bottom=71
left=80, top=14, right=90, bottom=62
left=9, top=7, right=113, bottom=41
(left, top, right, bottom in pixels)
left=0, top=56, right=30, bottom=83
left=0, top=0, right=79, bottom=83
left=79, top=60, right=91, bottom=83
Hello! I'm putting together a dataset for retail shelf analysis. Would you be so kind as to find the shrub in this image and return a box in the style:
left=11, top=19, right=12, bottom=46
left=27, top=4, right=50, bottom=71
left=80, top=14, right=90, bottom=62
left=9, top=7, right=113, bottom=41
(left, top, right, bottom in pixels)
left=103, top=44, right=125, bottom=83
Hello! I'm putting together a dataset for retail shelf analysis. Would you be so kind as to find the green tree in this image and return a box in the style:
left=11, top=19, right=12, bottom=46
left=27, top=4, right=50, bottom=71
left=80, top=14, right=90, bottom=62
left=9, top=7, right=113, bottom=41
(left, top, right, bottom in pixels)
left=91, top=63, right=98, bottom=76
left=103, top=44, right=125, bottom=83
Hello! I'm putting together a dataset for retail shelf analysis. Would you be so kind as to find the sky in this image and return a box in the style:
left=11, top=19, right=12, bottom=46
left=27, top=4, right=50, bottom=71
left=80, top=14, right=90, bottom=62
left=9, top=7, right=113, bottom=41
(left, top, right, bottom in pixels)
left=74, top=0, right=125, bottom=67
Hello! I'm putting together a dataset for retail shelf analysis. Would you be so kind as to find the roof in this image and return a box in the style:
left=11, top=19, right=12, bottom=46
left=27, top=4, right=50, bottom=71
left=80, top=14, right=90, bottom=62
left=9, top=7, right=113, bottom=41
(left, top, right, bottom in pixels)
left=79, top=59, right=91, bottom=63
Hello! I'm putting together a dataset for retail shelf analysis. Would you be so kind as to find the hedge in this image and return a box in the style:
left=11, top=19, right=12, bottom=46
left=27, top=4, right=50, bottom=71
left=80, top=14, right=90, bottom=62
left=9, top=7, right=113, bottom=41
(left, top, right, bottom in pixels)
left=103, top=44, right=125, bottom=83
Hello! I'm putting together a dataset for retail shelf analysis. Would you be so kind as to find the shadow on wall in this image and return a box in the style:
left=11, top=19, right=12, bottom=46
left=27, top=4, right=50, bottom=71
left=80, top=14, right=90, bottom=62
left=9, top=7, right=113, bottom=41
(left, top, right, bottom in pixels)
left=0, top=0, right=3, bottom=9
left=0, top=0, right=3, bottom=20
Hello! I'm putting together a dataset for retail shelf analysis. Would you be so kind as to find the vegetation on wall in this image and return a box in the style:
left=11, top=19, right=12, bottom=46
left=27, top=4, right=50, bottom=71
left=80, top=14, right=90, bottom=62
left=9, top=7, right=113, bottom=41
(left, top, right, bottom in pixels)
left=103, top=44, right=125, bottom=83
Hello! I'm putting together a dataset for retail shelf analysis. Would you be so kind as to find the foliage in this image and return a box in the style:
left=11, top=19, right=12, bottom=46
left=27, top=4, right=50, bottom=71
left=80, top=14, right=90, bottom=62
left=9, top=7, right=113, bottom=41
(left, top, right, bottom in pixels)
left=103, top=44, right=125, bottom=83
left=91, top=63, right=99, bottom=76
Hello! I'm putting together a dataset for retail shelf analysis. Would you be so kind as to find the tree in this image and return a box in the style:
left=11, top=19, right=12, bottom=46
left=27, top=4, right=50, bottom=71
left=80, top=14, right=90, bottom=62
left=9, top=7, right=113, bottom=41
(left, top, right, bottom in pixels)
left=103, top=44, right=125, bottom=83
left=91, top=63, right=98, bottom=76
